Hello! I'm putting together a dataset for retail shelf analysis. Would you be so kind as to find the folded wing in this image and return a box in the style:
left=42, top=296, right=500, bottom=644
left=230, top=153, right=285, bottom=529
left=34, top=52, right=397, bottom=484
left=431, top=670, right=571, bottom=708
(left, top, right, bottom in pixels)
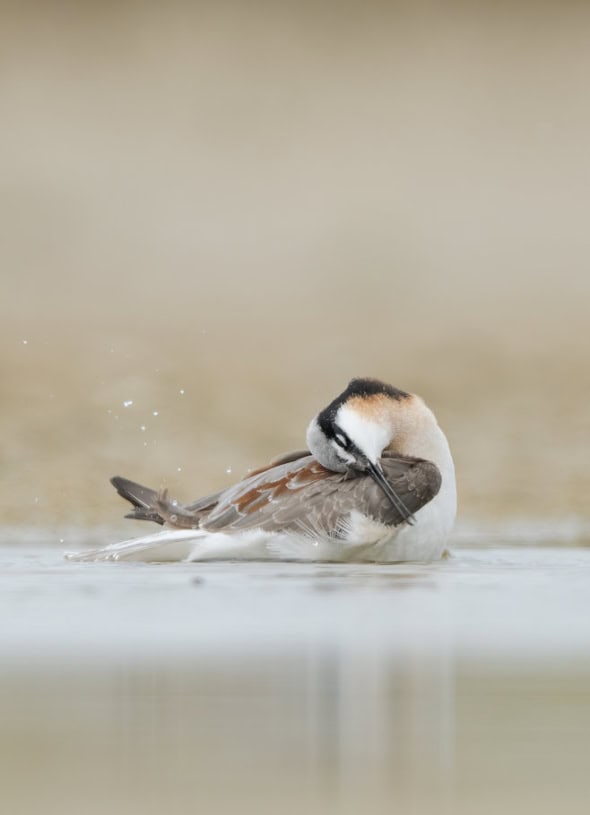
left=156, top=452, right=441, bottom=538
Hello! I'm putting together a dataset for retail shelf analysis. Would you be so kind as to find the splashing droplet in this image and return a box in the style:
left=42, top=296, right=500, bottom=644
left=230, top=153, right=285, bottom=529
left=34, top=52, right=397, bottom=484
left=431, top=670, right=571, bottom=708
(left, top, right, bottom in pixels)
left=123, top=400, right=133, bottom=408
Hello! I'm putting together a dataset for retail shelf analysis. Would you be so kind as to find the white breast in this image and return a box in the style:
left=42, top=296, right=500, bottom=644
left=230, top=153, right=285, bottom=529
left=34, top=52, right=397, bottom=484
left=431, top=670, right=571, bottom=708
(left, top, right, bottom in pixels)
left=342, top=408, right=457, bottom=562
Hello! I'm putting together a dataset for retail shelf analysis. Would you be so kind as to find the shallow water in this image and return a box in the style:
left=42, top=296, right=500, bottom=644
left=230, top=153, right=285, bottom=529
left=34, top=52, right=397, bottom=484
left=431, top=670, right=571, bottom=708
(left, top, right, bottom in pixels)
left=2, top=539, right=590, bottom=815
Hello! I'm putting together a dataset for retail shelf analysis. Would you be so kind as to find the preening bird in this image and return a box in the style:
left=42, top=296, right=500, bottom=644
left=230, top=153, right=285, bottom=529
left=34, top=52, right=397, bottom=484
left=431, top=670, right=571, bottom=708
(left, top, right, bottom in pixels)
left=69, top=378, right=456, bottom=563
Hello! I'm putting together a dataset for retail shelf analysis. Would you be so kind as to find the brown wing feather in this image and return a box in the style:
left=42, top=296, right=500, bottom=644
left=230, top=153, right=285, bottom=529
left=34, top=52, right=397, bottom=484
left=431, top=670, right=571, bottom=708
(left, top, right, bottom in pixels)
left=245, top=449, right=310, bottom=478
left=156, top=453, right=441, bottom=537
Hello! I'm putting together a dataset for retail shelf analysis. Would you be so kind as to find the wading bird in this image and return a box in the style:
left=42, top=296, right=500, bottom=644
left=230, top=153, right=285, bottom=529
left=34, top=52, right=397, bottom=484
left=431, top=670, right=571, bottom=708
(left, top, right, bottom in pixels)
left=69, top=378, right=456, bottom=562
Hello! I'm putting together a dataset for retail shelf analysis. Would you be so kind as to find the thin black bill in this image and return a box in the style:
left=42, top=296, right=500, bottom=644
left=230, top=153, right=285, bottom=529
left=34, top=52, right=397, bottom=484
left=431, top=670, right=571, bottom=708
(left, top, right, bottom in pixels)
left=367, top=461, right=416, bottom=525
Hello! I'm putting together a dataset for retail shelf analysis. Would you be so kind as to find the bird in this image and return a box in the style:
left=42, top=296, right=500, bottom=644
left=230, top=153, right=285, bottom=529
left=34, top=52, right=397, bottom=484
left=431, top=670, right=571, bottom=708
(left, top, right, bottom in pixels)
left=68, top=378, right=456, bottom=563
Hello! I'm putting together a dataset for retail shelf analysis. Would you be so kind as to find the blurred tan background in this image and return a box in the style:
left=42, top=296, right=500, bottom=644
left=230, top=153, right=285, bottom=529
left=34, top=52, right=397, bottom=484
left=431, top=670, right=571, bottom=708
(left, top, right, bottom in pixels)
left=2, top=0, right=589, bottom=529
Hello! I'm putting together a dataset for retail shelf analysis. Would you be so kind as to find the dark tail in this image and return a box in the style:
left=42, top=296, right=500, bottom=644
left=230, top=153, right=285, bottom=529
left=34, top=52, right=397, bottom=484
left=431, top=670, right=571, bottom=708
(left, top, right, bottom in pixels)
left=110, top=476, right=164, bottom=525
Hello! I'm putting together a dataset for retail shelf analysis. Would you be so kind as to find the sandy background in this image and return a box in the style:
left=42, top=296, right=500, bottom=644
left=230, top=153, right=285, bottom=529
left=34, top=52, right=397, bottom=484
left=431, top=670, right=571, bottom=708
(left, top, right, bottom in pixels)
left=2, top=1, right=589, bottom=528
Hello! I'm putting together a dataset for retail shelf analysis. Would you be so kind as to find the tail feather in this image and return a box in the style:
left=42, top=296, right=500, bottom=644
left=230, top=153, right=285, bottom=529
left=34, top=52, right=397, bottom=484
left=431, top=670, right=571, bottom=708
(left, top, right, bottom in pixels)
left=110, top=475, right=164, bottom=525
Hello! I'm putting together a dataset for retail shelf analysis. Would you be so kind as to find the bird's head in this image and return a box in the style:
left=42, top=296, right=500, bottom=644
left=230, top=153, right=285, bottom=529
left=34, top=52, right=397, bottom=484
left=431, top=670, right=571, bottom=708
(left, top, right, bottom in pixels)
left=306, top=378, right=416, bottom=523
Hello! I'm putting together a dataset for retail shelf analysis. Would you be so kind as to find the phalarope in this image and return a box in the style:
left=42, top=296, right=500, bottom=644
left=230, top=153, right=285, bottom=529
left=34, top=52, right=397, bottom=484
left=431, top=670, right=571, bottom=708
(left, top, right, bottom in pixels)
left=69, top=378, right=456, bottom=562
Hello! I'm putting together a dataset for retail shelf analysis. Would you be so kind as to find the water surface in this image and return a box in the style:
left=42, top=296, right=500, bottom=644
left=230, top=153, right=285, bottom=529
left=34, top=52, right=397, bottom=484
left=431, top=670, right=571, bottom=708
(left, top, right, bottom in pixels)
left=2, top=538, right=589, bottom=815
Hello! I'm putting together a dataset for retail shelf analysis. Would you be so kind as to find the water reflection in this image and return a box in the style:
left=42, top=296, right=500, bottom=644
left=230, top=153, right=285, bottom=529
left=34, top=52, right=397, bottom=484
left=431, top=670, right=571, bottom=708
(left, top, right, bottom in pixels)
left=0, top=650, right=456, bottom=814
left=2, top=545, right=590, bottom=813
left=3, top=651, right=590, bottom=814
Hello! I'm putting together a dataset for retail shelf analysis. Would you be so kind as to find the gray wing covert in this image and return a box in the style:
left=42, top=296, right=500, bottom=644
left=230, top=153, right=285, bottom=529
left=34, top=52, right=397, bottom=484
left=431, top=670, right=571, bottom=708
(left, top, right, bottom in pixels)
left=198, top=455, right=345, bottom=533
left=366, top=454, right=442, bottom=527
left=155, top=450, right=312, bottom=527
left=245, top=449, right=311, bottom=477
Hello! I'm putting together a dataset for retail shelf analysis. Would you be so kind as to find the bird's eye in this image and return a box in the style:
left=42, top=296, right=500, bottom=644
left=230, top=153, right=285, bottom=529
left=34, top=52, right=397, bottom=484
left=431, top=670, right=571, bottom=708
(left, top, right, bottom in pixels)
left=334, top=431, right=350, bottom=449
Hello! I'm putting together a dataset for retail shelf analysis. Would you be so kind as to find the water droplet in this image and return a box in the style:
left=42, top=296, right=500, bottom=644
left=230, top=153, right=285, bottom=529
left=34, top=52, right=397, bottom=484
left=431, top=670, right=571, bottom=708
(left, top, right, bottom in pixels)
left=152, top=410, right=159, bottom=417
left=143, top=442, right=148, bottom=447
left=170, top=514, right=178, bottom=523
left=226, top=467, right=232, bottom=474
left=140, top=425, right=146, bottom=431
left=59, top=538, right=64, bottom=544
left=123, top=400, right=133, bottom=408
left=179, top=389, right=185, bottom=395
left=177, top=467, right=182, bottom=472
left=22, top=339, right=28, bottom=345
